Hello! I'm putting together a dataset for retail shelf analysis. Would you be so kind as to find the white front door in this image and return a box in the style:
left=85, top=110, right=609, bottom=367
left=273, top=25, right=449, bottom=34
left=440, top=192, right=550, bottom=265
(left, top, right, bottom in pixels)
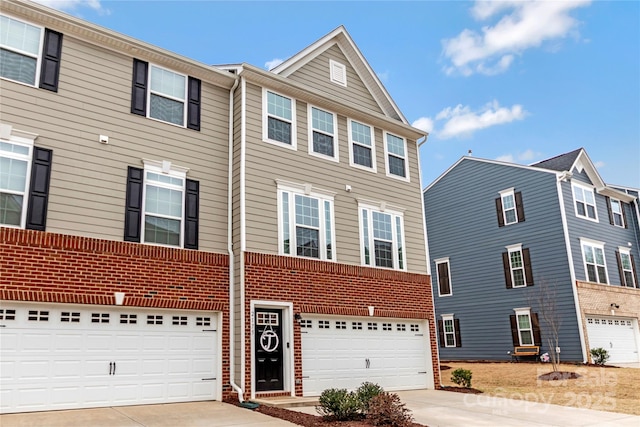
left=0, top=302, right=220, bottom=414
left=586, top=317, right=639, bottom=364
left=301, top=315, right=432, bottom=396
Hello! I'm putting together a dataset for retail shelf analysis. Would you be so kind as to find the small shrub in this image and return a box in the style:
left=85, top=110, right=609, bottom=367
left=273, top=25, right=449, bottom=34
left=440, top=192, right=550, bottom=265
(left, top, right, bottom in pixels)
left=590, top=347, right=610, bottom=365
left=366, top=392, right=413, bottom=427
left=451, top=368, right=472, bottom=388
left=356, top=382, right=384, bottom=412
left=316, top=388, right=361, bottom=420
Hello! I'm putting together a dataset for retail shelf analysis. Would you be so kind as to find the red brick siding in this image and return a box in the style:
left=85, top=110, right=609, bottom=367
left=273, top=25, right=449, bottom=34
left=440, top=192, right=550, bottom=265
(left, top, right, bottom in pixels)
left=1, top=227, right=233, bottom=399
left=243, top=252, right=440, bottom=397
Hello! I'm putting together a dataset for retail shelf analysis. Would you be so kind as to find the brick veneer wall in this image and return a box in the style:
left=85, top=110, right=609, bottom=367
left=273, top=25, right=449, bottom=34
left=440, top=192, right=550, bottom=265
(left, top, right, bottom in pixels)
left=243, top=252, right=440, bottom=397
left=1, top=227, right=232, bottom=398
left=576, top=280, right=640, bottom=362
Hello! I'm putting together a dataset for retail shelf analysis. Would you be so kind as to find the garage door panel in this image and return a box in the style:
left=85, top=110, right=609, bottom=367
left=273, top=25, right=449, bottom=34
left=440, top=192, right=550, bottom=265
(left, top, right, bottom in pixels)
left=0, top=303, right=220, bottom=414
left=302, top=316, right=431, bottom=395
left=586, top=317, right=639, bottom=364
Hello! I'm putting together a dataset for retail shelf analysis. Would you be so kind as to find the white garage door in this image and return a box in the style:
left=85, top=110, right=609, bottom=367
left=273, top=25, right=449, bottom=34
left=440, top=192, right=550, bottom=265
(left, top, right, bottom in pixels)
left=301, top=315, right=432, bottom=396
left=0, top=303, right=219, bottom=414
left=586, top=317, right=639, bottom=364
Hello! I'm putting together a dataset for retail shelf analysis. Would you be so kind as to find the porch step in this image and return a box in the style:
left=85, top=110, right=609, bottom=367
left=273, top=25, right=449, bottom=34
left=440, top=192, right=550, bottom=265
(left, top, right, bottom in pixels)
left=252, top=396, right=319, bottom=408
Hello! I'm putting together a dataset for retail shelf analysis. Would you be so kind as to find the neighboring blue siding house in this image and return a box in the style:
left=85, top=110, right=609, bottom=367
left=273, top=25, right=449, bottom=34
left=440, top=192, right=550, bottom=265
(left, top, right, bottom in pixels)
left=424, top=148, right=640, bottom=365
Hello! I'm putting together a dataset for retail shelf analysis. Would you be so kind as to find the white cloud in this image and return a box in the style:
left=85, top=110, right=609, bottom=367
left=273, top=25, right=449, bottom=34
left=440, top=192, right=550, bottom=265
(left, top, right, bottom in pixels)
left=377, top=71, right=390, bottom=82
left=436, top=100, right=527, bottom=139
left=496, top=154, right=515, bottom=163
left=442, top=0, right=590, bottom=76
left=594, top=160, right=605, bottom=168
left=412, top=117, right=434, bottom=134
left=265, top=58, right=284, bottom=70
left=495, top=149, right=541, bottom=164
left=33, top=0, right=106, bottom=13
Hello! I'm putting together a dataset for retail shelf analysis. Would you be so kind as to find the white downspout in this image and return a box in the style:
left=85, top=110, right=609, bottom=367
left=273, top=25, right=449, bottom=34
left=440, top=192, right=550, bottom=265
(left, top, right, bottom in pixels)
left=227, top=76, right=243, bottom=402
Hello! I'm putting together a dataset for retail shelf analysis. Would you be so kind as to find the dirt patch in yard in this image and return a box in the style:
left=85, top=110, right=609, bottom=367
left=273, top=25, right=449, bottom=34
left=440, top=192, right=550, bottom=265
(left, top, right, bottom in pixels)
left=441, top=361, right=640, bottom=415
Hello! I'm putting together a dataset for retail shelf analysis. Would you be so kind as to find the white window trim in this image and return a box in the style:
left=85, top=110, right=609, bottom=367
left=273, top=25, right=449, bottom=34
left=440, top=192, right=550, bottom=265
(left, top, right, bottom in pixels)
left=442, top=314, right=456, bottom=347
left=579, top=237, right=609, bottom=284
left=329, top=59, right=347, bottom=87
left=307, top=104, right=338, bottom=162
left=141, top=159, right=189, bottom=248
left=435, top=257, right=452, bottom=297
left=513, top=308, right=534, bottom=346
left=610, top=198, right=625, bottom=228
left=358, top=201, right=406, bottom=271
left=505, top=243, right=526, bottom=289
left=0, top=14, right=44, bottom=88
left=383, top=131, right=410, bottom=182
left=572, top=182, right=598, bottom=222
left=499, top=187, right=518, bottom=225
left=146, top=64, right=188, bottom=128
left=276, top=181, right=336, bottom=261
left=618, top=247, right=636, bottom=287
left=0, top=124, right=37, bottom=229
left=263, top=88, right=297, bottom=150
left=347, top=118, right=376, bottom=173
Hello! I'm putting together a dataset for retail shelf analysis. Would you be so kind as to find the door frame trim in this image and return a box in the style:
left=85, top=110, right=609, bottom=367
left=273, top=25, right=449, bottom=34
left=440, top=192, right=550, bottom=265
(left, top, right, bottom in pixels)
left=250, top=300, right=294, bottom=399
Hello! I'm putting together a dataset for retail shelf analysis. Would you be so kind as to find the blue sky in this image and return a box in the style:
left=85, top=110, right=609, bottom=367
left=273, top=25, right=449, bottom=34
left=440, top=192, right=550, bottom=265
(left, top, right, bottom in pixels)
left=36, top=0, right=639, bottom=188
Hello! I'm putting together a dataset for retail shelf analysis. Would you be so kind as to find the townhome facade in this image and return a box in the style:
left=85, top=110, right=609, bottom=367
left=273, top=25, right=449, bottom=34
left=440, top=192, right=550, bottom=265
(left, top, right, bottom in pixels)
left=0, top=0, right=437, bottom=414
left=424, top=148, right=640, bottom=365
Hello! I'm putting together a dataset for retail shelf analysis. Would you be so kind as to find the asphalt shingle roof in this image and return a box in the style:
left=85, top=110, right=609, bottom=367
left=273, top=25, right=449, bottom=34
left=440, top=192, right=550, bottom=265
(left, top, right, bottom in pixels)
left=532, top=148, right=583, bottom=172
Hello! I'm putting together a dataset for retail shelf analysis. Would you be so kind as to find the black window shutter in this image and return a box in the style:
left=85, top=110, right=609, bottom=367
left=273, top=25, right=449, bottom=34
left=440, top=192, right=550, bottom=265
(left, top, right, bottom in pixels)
left=131, top=59, right=148, bottom=116
left=605, top=196, right=614, bottom=225
left=621, top=202, right=628, bottom=229
left=509, top=315, right=519, bottom=346
left=124, top=167, right=143, bottom=242
left=532, top=313, right=542, bottom=346
left=616, top=251, right=626, bottom=286
left=523, top=248, right=534, bottom=286
left=437, top=320, right=445, bottom=347
left=631, top=254, right=639, bottom=288
left=184, top=179, right=199, bottom=249
left=454, top=318, right=462, bottom=347
left=502, top=252, right=513, bottom=289
left=187, top=77, right=201, bottom=131
left=495, top=197, right=505, bottom=227
left=438, top=262, right=450, bottom=295
left=39, top=29, right=63, bottom=92
left=515, top=191, right=525, bottom=223
left=25, top=147, right=53, bottom=231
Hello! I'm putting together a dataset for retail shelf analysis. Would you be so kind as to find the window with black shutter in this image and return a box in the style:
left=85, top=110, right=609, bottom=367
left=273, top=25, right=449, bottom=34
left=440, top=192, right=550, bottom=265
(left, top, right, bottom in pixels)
left=496, top=189, right=525, bottom=227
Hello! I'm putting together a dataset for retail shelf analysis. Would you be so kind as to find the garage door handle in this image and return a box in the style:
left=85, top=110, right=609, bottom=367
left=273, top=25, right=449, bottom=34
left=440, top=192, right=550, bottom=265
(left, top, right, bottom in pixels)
left=109, top=362, right=113, bottom=375
left=113, top=362, right=117, bottom=375
left=365, top=358, right=370, bottom=369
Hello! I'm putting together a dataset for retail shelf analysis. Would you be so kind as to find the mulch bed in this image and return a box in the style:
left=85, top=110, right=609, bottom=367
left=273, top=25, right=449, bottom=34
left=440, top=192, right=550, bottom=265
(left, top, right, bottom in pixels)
left=440, top=386, right=483, bottom=394
left=537, top=371, right=582, bottom=381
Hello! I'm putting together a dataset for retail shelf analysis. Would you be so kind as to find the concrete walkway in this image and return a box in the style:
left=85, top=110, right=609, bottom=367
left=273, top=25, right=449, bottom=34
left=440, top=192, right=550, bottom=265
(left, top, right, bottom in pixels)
left=0, top=401, right=295, bottom=427
left=292, top=389, right=640, bottom=427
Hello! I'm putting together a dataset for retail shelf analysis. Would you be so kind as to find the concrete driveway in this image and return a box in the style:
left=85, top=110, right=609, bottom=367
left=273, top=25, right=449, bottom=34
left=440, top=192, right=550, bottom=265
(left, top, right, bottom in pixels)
left=0, top=401, right=295, bottom=427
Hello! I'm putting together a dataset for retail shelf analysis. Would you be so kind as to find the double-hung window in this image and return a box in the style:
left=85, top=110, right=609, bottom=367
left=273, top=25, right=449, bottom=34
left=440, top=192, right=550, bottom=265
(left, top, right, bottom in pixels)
left=608, top=198, right=624, bottom=227
left=0, top=15, right=63, bottom=91
left=360, top=203, right=405, bottom=270
left=263, top=89, right=295, bottom=148
left=502, top=244, right=533, bottom=288
left=384, top=132, right=408, bottom=180
left=496, top=188, right=525, bottom=226
left=277, top=182, right=335, bottom=261
left=124, top=160, right=199, bottom=249
left=513, top=309, right=534, bottom=346
left=131, top=59, right=201, bottom=129
left=572, top=183, right=597, bottom=221
left=308, top=106, right=337, bottom=160
left=0, top=124, right=52, bottom=230
left=443, top=315, right=456, bottom=347
left=348, top=119, right=375, bottom=171
left=616, top=248, right=637, bottom=288
left=580, top=239, right=608, bottom=284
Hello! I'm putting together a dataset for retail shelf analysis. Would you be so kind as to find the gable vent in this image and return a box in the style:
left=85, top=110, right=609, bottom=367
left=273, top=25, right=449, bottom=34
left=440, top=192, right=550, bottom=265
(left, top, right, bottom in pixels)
left=330, top=60, right=347, bottom=87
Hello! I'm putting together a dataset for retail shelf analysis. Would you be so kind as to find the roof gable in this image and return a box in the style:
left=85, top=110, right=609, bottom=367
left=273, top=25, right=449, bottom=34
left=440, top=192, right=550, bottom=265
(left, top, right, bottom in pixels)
left=270, top=26, right=406, bottom=123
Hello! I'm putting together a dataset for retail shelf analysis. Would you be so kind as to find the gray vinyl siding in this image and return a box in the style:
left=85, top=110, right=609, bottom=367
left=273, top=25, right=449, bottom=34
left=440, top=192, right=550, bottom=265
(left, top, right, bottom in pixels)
left=243, top=82, right=426, bottom=272
left=0, top=35, right=230, bottom=253
left=424, top=159, right=583, bottom=361
left=562, top=178, right=640, bottom=287
left=286, top=45, right=384, bottom=115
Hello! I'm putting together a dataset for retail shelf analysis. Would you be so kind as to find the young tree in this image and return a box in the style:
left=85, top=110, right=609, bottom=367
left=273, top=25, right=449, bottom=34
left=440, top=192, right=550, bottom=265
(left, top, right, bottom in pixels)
left=529, top=279, right=562, bottom=372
